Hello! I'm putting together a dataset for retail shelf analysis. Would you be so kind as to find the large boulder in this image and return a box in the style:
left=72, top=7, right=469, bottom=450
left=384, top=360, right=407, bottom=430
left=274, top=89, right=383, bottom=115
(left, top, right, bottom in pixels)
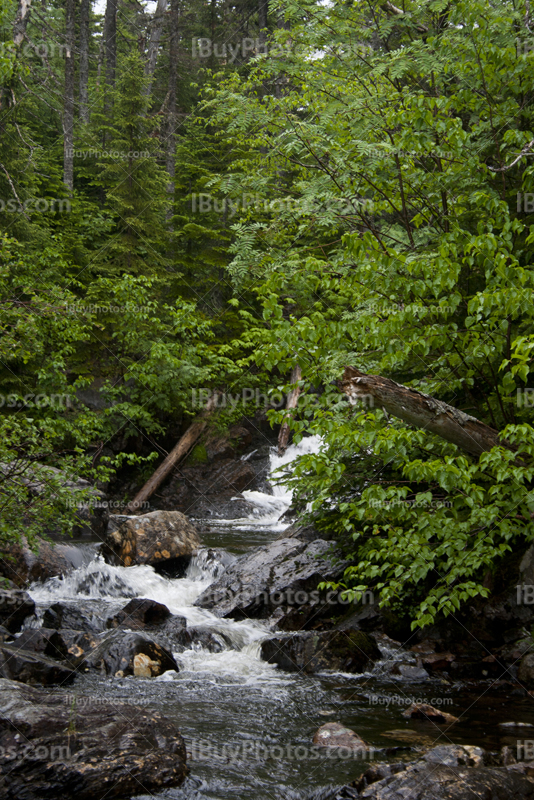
left=106, top=598, right=172, bottom=629
left=101, top=510, right=201, bottom=568
left=0, top=678, right=188, bottom=799
left=43, top=601, right=105, bottom=633
left=260, top=629, right=380, bottom=674
left=194, top=537, right=346, bottom=623
left=80, top=629, right=178, bottom=677
left=313, top=723, right=368, bottom=753
left=0, top=589, right=35, bottom=633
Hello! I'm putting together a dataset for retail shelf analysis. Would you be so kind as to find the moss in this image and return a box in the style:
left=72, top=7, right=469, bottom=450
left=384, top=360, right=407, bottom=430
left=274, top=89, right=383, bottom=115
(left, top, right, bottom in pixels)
left=186, top=444, right=208, bottom=465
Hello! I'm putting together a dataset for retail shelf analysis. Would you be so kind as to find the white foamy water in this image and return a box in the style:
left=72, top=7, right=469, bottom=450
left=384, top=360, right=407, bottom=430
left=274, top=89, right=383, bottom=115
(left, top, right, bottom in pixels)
left=236, top=434, right=323, bottom=527
left=28, top=435, right=323, bottom=679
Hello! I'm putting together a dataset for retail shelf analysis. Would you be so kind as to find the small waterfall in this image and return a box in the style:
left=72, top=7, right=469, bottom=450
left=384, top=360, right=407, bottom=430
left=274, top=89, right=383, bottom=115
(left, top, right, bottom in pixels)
left=28, top=436, right=323, bottom=670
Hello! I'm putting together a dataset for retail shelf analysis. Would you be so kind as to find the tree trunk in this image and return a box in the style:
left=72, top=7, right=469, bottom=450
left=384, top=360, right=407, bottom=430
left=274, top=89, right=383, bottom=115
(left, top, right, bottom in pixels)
left=165, top=0, right=179, bottom=225
left=79, top=0, right=90, bottom=124
left=103, top=0, right=117, bottom=119
left=340, top=366, right=517, bottom=459
left=125, top=393, right=219, bottom=513
left=13, top=0, right=32, bottom=46
left=63, top=0, right=76, bottom=192
left=144, top=0, right=167, bottom=97
left=278, top=365, right=302, bottom=455
left=258, top=0, right=268, bottom=47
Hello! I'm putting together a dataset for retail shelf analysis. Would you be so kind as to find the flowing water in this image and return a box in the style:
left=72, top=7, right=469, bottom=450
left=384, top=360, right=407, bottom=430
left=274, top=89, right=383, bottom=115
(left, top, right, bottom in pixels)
left=27, top=438, right=534, bottom=799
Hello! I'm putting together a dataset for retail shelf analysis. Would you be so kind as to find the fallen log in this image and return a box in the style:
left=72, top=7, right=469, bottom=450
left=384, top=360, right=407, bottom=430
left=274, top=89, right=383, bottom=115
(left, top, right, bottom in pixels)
left=340, top=366, right=517, bottom=459
left=278, top=365, right=302, bottom=455
left=125, top=392, right=219, bottom=513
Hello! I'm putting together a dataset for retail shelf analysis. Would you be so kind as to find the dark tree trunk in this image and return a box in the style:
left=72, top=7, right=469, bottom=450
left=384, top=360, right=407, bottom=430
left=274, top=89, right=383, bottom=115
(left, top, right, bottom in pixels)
left=258, top=0, right=268, bottom=46
left=165, top=0, right=179, bottom=226
left=144, top=0, right=167, bottom=97
left=125, top=393, right=220, bottom=513
left=340, top=366, right=517, bottom=459
left=79, top=0, right=90, bottom=124
left=103, top=0, right=117, bottom=118
left=63, top=0, right=76, bottom=192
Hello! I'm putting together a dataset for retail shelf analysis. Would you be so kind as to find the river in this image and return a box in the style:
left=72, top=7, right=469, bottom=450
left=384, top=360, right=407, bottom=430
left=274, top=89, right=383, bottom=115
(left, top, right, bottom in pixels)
left=26, top=438, right=534, bottom=799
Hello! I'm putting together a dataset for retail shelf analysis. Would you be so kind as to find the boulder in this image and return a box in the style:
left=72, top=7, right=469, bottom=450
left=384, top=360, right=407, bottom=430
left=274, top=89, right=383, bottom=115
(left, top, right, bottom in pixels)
left=0, top=678, right=187, bottom=799
left=402, top=703, right=459, bottom=724
left=260, top=629, right=380, bottom=674
left=358, top=762, right=534, bottom=799
left=101, top=510, right=201, bottom=568
left=313, top=722, right=368, bottom=753
left=173, top=626, right=231, bottom=653
left=9, top=628, right=69, bottom=660
left=194, top=537, right=346, bottom=622
left=0, top=646, right=76, bottom=685
left=81, top=630, right=178, bottom=677
left=106, top=598, right=172, bottom=629
left=0, top=589, right=35, bottom=633
left=519, top=652, right=534, bottom=686
left=43, top=602, right=105, bottom=632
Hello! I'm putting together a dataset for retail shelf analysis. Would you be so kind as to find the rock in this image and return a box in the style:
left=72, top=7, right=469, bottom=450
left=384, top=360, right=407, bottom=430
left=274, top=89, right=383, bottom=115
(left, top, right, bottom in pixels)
left=392, top=664, right=429, bottom=680
left=195, top=536, right=347, bottom=622
left=43, top=602, right=105, bottom=632
left=313, top=722, right=368, bottom=752
left=106, top=598, right=172, bottom=629
left=518, top=652, right=534, bottom=686
left=9, top=628, right=69, bottom=660
left=423, top=744, right=484, bottom=767
left=57, top=630, right=102, bottom=664
left=0, top=589, right=35, bottom=633
left=81, top=630, right=178, bottom=677
left=358, top=762, right=534, bottom=799
left=420, top=652, right=455, bottom=671
left=277, top=521, right=326, bottom=542
left=101, top=510, right=201, bottom=568
left=402, top=703, right=459, bottom=724
left=0, top=678, right=187, bottom=799
left=174, top=626, right=231, bottom=653
left=260, top=629, right=380, bottom=674
left=0, top=646, right=76, bottom=685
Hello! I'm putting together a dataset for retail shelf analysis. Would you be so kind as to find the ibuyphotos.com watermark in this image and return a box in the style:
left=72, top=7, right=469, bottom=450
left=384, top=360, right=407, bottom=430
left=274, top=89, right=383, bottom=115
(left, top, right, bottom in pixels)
left=66, top=149, right=150, bottom=160
left=0, top=743, right=71, bottom=762
left=192, top=388, right=374, bottom=410
left=191, top=193, right=373, bottom=218
left=368, top=499, right=452, bottom=510
left=189, top=739, right=375, bottom=763
left=367, top=694, right=453, bottom=707
left=0, top=393, right=74, bottom=409
left=0, top=198, right=71, bottom=214
left=65, top=303, right=151, bottom=315
left=202, top=586, right=375, bottom=607
left=191, top=38, right=373, bottom=62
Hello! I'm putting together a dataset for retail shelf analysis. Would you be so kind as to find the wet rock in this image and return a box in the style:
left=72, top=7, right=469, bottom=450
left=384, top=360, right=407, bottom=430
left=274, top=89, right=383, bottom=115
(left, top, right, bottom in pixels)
left=0, top=678, right=188, bottom=799
left=402, top=703, right=459, bottom=724
left=43, top=601, right=104, bottom=633
left=260, top=629, right=380, bottom=674
left=0, top=538, right=75, bottom=587
left=195, top=537, right=346, bottom=621
left=313, top=722, right=368, bottom=752
left=9, top=628, right=69, bottom=660
left=0, top=589, right=35, bottom=633
left=0, top=645, right=75, bottom=685
left=357, top=761, right=534, bottom=799
left=101, top=510, right=201, bottom=568
left=422, top=744, right=483, bottom=766
left=58, top=630, right=102, bottom=664
left=277, top=521, right=326, bottom=543
left=392, top=664, right=429, bottom=680
left=81, top=630, right=178, bottom=677
left=106, top=598, right=172, bottom=629
left=420, top=652, right=455, bottom=671
left=174, top=627, right=231, bottom=653
left=518, top=652, right=534, bottom=686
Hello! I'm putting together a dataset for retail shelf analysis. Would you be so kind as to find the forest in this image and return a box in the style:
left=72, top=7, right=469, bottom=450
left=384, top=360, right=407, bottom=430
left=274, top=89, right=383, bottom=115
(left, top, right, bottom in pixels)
left=2, top=0, right=534, bottom=632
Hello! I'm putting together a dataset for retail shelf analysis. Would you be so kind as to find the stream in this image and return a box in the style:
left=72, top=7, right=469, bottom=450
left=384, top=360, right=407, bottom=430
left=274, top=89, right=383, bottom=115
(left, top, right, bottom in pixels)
left=26, top=438, right=534, bottom=799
